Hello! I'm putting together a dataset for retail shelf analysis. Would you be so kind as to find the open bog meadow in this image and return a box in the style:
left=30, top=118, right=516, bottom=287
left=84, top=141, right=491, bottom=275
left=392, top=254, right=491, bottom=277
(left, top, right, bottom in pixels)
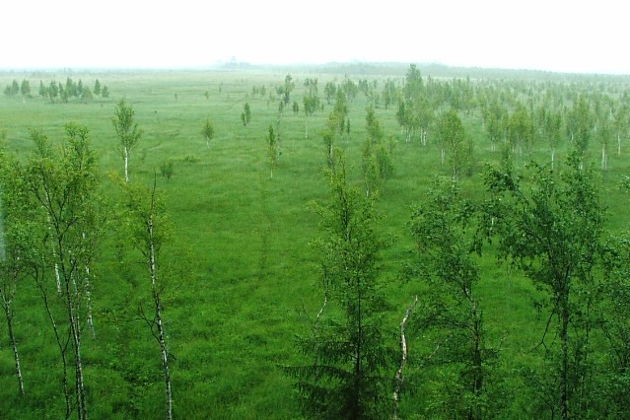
left=1, top=65, right=630, bottom=419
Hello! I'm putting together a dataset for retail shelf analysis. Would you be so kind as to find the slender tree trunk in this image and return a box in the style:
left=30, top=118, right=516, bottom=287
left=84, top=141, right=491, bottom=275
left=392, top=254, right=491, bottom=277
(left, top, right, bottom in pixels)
left=617, top=134, right=621, bottom=156
left=551, top=148, right=556, bottom=170
left=315, top=295, right=327, bottom=323
left=601, top=144, right=608, bottom=170
left=469, top=301, right=483, bottom=420
left=3, top=303, right=25, bottom=395
left=124, top=147, right=129, bottom=183
left=393, top=296, right=418, bottom=419
left=560, top=292, right=570, bottom=420
left=54, top=263, right=61, bottom=293
left=148, top=216, right=173, bottom=420
left=66, top=285, right=87, bottom=420
left=85, top=266, right=95, bottom=338
left=37, top=275, right=71, bottom=419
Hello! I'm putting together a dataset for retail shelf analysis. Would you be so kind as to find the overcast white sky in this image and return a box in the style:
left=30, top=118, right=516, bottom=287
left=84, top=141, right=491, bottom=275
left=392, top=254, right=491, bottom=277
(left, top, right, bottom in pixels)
left=1, top=0, right=628, bottom=74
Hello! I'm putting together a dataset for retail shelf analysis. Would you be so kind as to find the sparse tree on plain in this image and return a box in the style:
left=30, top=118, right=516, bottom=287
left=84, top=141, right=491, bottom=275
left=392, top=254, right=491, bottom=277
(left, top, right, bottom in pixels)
left=122, top=177, right=174, bottom=420
left=241, top=103, right=251, bottom=126
left=113, top=99, right=143, bottom=183
left=201, top=118, right=215, bottom=148
left=266, top=124, right=280, bottom=179
left=436, top=109, right=467, bottom=179
left=20, top=80, right=30, bottom=98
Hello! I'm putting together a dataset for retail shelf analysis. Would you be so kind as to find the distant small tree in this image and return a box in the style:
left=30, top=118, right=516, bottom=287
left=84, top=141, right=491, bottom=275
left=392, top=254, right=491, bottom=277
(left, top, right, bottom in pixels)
left=302, top=94, right=320, bottom=138
left=281, top=74, right=294, bottom=105
left=65, top=78, right=77, bottom=98
left=241, top=103, right=251, bottom=126
left=113, top=99, right=143, bottom=183
left=201, top=118, right=215, bottom=148
left=38, top=81, right=47, bottom=98
left=20, top=80, right=30, bottom=98
left=507, top=104, right=534, bottom=157
left=59, top=85, right=69, bottom=103
left=324, top=81, right=336, bottom=104
left=596, top=115, right=612, bottom=170
left=101, top=85, right=110, bottom=98
left=81, top=87, right=93, bottom=103
left=541, top=108, right=562, bottom=169
left=93, top=80, right=101, bottom=95
left=436, top=109, right=467, bottom=179
left=566, top=96, right=592, bottom=164
left=47, top=81, right=59, bottom=103
left=10, top=80, right=19, bottom=96
left=362, top=105, right=393, bottom=196
left=292, top=100, right=299, bottom=115
left=266, top=124, right=280, bottom=179
left=613, top=104, right=629, bottom=156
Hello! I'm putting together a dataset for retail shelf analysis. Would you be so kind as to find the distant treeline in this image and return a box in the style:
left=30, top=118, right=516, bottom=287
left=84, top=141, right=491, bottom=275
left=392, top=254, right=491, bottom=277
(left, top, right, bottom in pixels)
left=3, top=78, right=109, bottom=103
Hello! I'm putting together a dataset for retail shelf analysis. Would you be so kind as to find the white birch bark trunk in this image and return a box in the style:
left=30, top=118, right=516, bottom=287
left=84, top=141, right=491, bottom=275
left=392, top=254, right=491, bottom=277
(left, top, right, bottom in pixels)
left=68, top=294, right=87, bottom=420
left=54, top=264, right=61, bottom=293
left=3, top=304, right=25, bottom=395
left=148, top=215, right=173, bottom=420
left=393, top=296, right=418, bottom=419
left=85, top=266, right=95, bottom=338
left=315, top=295, right=327, bottom=323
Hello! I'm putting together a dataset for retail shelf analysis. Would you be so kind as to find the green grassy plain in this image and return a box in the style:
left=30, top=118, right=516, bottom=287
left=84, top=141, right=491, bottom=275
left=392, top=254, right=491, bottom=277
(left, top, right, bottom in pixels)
left=0, top=68, right=629, bottom=418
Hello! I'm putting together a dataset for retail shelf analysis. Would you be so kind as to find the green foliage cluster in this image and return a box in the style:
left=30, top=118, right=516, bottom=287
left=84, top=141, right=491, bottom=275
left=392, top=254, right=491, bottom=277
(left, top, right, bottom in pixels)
left=20, top=77, right=111, bottom=103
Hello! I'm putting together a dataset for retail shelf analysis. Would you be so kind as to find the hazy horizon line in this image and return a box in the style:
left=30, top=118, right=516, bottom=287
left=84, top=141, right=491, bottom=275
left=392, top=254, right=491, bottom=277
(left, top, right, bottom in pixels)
left=0, top=60, right=629, bottom=78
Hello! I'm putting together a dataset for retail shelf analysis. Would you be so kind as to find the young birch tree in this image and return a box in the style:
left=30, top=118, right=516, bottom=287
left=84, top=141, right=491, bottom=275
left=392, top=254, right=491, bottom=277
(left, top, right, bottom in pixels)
left=266, top=124, right=280, bottom=179
left=201, top=118, right=215, bottom=149
left=482, top=151, right=602, bottom=419
left=113, top=99, right=143, bottom=183
left=123, top=178, right=174, bottom=420
left=26, top=124, right=100, bottom=420
left=0, top=150, right=33, bottom=396
left=436, top=109, right=467, bottom=179
left=410, top=181, right=494, bottom=419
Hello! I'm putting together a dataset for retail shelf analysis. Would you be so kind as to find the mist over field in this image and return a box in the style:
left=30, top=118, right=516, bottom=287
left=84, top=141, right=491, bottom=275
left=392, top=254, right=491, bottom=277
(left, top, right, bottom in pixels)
left=2, top=1, right=630, bottom=418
